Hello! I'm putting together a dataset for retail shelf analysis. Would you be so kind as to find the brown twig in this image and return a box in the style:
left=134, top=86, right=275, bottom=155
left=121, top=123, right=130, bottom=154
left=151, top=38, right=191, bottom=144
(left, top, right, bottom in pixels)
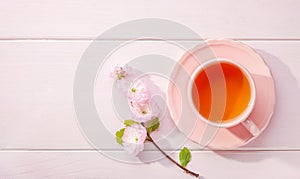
left=146, top=132, right=200, bottom=178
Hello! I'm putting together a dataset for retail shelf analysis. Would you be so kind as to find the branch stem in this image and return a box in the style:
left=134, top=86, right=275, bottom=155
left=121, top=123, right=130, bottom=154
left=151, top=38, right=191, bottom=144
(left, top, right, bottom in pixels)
left=146, top=132, right=200, bottom=178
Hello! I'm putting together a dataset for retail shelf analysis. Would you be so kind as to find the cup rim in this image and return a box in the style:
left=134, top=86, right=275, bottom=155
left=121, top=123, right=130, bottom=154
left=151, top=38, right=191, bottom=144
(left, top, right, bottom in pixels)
left=187, top=58, right=256, bottom=128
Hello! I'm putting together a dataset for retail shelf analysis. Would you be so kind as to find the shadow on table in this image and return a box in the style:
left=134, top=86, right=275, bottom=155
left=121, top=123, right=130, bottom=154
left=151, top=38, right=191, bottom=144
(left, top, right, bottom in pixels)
left=138, top=49, right=300, bottom=172
left=214, top=49, right=300, bottom=167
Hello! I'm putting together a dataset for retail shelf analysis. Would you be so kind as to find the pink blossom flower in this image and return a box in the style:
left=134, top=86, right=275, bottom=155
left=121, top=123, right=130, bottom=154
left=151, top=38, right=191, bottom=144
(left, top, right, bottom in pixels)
left=122, top=124, right=147, bottom=156
left=110, top=64, right=129, bottom=80
left=129, top=100, right=159, bottom=122
left=128, top=79, right=150, bottom=105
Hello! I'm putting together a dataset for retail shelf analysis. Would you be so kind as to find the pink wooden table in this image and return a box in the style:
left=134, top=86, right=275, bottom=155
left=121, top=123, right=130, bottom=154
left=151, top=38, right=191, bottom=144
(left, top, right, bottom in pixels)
left=0, top=0, right=299, bottom=178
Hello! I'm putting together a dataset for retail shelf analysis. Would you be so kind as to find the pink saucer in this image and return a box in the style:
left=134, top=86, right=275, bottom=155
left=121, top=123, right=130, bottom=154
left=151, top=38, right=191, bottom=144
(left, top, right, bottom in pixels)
left=167, top=39, right=276, bottom=149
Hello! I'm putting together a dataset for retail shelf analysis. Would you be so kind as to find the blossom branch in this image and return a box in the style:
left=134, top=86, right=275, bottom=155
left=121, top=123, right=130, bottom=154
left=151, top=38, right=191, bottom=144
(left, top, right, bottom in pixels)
left=112, top=64, right=201, bottom=178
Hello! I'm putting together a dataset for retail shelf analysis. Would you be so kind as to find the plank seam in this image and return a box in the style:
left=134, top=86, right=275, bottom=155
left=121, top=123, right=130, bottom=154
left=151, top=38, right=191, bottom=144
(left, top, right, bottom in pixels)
left=0, top=38, right=300, bottom=41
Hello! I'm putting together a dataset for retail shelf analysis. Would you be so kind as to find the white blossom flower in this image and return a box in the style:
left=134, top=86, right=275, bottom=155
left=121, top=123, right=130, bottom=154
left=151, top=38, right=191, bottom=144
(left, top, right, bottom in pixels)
left=110, top=64, right=129, bottom=80
left=129, top=100, right=159, bottom=123
left=122, top=124, right=147, bottom=156
left=128, top=79, right=150, bottom=105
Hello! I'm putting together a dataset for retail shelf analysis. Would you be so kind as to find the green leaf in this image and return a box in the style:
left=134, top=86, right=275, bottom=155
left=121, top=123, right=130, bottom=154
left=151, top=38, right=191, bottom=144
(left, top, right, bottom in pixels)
left=115, top=128, right=125, bottom=145
left=124, top=119, right=138, bottom=126
left=146, top=117, right=160, bottom=134
left=179, top=147, right=191, bottom=167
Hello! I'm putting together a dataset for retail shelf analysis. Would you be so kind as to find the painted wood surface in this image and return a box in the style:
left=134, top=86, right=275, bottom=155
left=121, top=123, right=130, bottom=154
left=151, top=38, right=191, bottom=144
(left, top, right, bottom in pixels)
left=0, top=151, right=299, bottom=179
left=0, top=41, right=299, bottom=150
left=0, top=0, right=299, bottom=39
left=0, top=0, right=299, bottom=178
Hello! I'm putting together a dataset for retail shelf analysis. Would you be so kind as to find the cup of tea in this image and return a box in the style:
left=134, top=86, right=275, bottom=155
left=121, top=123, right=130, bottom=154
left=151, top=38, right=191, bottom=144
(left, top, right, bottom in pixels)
left=188, top=58, right=259, bottom=136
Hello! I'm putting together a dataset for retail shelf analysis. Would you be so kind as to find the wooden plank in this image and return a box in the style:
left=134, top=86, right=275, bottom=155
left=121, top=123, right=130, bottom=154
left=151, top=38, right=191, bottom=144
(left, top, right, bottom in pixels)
left=0, top=40, right=299, bottom=149
left=0, top=151, right=299, bottom=178
left=0, top=0, right=299, bottom=39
